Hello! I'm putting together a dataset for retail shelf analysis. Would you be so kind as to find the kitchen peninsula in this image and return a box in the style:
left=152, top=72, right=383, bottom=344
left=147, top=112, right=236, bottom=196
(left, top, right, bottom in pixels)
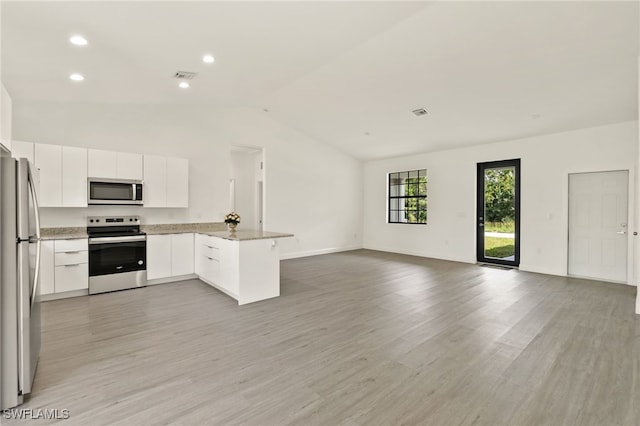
left=193, top=230, right=294, bottom=305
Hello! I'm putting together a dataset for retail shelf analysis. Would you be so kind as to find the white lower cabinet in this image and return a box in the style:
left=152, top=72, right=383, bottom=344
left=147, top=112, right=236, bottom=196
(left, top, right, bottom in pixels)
left=171, top=233, right=194, bottom=276
left=147, top=233, right=194, bottom=280
left=39, top=241, right=55, bottom=296
left=195, top=234, right=221, bottom=290
left=54, top=239, right=88, bottom=293
left=40, top=238, right=88, bottom=298
left=195, top=233, right=280, bottom=304
left=147, top=234, right=172, bottom=280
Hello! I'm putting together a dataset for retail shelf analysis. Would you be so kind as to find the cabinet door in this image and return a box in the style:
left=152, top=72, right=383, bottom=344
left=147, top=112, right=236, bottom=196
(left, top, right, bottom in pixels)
left=11, top=140, right=34, bottom=163
left=55, top=264, right=89, bottom=292
left=35, top=144, right=63, bottom=207
left=218, top=238, right=239, bottom=296
left=171, top=233, right=194, bottom=276
left=147, top=234, right=172, bottom=279
left=87, top=149, right=117, bottom=178
left=39, top=241, right=55, bottom=296
left=143, top=155, right=167, bottom=207
left=62, top=146, right=87, bottom=207
left=166, top=157, right=189, bottom=208
left=117, top=152, right=143, bottom=180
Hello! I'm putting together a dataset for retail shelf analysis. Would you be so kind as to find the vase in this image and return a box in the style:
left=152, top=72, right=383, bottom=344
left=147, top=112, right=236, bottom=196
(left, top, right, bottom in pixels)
left=228, top=223, right=238, bottom=233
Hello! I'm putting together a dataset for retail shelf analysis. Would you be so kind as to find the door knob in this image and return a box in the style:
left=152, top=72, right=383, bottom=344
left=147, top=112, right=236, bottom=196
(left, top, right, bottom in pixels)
left=617, top=231, right=627, bottom=235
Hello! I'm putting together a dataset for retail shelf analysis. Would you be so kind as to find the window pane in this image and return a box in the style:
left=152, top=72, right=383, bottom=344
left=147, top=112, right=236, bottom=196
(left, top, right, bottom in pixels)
left=388, top=169, right=428, bottom=224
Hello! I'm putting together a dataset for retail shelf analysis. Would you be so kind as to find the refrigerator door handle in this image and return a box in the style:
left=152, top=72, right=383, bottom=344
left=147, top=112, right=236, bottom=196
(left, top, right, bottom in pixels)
left=28, top=164, right=42, bottom=308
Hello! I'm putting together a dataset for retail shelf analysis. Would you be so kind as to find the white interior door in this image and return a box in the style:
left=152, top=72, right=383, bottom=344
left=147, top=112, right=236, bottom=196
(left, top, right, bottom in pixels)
left=568, top=170, right=628, bottom=282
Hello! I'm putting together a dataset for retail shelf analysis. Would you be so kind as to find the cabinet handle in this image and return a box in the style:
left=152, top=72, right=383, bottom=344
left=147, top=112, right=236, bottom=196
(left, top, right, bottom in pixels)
left=205, top=245, right=218, bottom=249
left=64, top=263, right=82, bottom=267
left=206, top=256, right=219, bottom=262
left=63, top=251, right=83, bottom=254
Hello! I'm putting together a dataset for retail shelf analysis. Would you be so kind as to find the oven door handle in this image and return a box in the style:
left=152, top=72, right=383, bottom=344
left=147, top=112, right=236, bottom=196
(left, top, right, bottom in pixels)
left=89, top=235, right=147, bottom=244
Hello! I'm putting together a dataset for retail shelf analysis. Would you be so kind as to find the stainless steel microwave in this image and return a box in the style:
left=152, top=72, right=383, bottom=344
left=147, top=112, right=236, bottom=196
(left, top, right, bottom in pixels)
left=88, top=178, right=143, bottom=205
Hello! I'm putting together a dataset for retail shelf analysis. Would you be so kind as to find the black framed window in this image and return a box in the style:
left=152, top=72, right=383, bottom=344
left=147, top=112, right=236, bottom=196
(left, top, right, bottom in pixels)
left=388, top=169, right=427, bottom=224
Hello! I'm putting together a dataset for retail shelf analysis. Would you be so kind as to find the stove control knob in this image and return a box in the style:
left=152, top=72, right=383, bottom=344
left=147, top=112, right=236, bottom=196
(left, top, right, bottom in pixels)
left=96, top=219, right=100, bottom=223
left=89, top=219, right=94, bottom=223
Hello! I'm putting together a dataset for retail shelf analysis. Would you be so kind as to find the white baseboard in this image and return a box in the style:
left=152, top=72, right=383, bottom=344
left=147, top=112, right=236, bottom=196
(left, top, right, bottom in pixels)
left=280, top=245, right=362, bottom=260
left=362, top=245, right=475, bottom=264
left=39, top=289, right=88, bottom=302
left=147, top=274, right=198, bottom=286
left=518, top=264, right=566, bottom=277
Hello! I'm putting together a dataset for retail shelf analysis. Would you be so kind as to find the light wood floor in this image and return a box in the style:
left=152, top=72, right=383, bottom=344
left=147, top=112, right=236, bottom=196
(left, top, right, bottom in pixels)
left=10, top=249, right=640, bottom=425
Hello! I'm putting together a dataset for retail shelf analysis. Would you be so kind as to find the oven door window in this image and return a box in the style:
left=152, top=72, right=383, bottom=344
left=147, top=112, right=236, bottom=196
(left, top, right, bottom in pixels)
left=90, top=182, right=134, bottom=201
left=89, top=241, right=146, bottom=276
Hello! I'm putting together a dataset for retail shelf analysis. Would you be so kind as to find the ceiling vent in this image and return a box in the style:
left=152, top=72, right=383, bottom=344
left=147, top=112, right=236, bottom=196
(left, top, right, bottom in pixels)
left=412, top=108, right=428, bottom=117
left=174, top=71, right=197, bottom=80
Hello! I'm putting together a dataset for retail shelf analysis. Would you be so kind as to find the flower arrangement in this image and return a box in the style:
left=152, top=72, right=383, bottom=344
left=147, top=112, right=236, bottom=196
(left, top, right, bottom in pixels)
left=224, top=212, right=241, bottom=226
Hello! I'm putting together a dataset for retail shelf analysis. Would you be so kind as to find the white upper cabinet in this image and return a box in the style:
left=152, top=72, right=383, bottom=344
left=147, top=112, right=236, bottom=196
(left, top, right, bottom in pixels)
left=35, top=143, right=63, bottom=207
left=143, top=155, right=188, bottom=208
left=117, top=152, right=143, bottom=180
left=62, top=146, right=87, bottom=207
left=11, top=140, right=34, bottom=163
left=88, top=149, right=143, bottom=180
left=143, top=155, right=167, bottom=207
left=88, top=149, right=117, bottom=178
left=36, top=144, right=88, bottom=207
left=167, top=157, right=189, bottom=208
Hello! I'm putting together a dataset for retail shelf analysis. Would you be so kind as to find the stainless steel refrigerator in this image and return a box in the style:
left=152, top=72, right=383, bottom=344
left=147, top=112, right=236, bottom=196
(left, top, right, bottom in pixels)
left=0, top=146, right=42, bottom=410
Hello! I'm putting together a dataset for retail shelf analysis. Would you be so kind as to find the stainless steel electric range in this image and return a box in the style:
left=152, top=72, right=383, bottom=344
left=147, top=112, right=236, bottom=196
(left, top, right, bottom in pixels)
left=87, top=216, right=147, bottom=295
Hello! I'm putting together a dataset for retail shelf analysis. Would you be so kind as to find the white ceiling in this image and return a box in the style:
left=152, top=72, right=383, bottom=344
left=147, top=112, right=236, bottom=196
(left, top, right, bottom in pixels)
left=2, top=1, right=638, bottom=160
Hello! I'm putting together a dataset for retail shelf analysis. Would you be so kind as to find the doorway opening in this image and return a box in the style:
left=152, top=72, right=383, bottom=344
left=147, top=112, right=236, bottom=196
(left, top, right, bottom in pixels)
left=477, top=159, right=520, bottom=267
left=568, top=170, right=628, bottom=283
left=230, top=146, right=265, bottom=232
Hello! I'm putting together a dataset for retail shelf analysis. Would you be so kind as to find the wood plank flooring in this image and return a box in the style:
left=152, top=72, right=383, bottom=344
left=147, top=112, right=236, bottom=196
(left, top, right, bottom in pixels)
left=6, top=249, right=639, bottom=425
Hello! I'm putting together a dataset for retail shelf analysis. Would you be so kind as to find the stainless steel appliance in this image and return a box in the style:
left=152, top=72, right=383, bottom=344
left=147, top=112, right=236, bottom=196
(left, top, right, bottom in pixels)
left=1, top=150, right=42, bottom=410
left=87, top=178, right=143, bottom=205
left=88, top=216, right=147, bottom=295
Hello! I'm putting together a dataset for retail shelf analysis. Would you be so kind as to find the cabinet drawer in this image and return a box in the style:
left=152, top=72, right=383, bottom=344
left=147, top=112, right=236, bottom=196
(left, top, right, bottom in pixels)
left=201, top=244, right=219, bottom=260
left=199, top=234, right=220, bottom=249
left=55, top=239, right=88, bottom=253
left=55, top=251, right=88, bottom=266
left=55, top=263, right=88, bottom=293
left=200, top=255, right=220, bottom=283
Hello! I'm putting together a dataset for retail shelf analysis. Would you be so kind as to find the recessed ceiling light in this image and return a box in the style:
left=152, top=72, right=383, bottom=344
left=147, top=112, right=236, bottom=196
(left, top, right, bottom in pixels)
left=69, top=35, right=88, bottom=46
left=69, top=73, right=85, bottom=81
left=202, top=54, right=215, bottom=64
left=178, top=81, right=190, bottom=89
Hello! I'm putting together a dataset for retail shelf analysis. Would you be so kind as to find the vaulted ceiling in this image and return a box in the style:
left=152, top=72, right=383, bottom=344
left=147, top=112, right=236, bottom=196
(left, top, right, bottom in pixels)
left=2, top=1, right=638, bottom=160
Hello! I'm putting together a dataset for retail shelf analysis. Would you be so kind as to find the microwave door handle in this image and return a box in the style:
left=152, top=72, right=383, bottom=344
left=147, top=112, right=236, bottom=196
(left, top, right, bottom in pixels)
left=132, top=183, right=136, bottom=201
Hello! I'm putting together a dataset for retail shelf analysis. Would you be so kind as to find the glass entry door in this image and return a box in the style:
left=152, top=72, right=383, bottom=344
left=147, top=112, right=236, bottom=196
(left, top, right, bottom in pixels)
left=477, top=159, right=520, bottom=267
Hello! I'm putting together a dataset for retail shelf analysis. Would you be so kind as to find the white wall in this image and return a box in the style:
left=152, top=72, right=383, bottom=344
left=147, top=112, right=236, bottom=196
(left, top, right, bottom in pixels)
left=230, top=148, right=260, bottom=230
left=0, top=85, right=11, bottom=151
left=364, top=121, right=638, bottom=282
left=12, top=101, right=364, bottom=258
